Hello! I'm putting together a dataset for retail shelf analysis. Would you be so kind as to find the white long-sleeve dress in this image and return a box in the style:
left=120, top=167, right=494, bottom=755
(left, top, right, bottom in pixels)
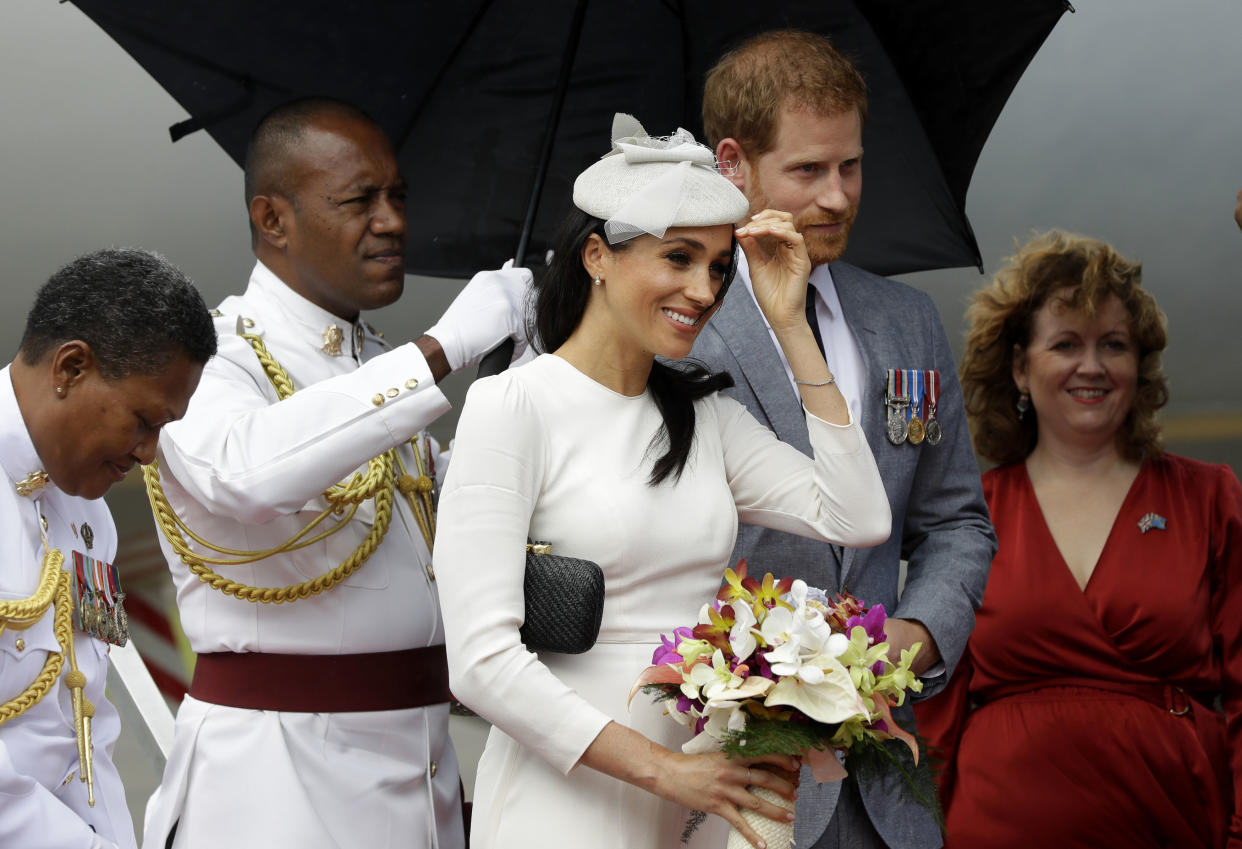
left=436, top=354, right=890, bottom=848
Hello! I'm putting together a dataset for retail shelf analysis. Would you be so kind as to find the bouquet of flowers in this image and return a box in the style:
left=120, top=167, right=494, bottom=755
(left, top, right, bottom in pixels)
left=630, top=560, right=930, bottom=848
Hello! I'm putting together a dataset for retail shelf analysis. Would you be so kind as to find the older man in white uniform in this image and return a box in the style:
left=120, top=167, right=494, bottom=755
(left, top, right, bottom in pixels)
left=141, top=98, right=529, bottom=849
left=1, top=249, right=214, bottom=849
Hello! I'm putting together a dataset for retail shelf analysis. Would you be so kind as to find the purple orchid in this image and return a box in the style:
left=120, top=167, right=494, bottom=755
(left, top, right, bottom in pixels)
left=846, top=603, right=888, bottom=645
left=651, top=626, right=695, bottom=666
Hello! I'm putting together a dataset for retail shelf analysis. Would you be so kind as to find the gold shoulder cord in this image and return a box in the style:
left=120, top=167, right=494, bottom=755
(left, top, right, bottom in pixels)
left=143, top=332, right=437, bottom=605
left=0, top=539, right=97, bottom=806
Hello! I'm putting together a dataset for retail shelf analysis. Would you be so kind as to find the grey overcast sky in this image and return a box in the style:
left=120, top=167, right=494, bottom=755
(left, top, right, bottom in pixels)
left=2, top=0, right=1240, bottom=464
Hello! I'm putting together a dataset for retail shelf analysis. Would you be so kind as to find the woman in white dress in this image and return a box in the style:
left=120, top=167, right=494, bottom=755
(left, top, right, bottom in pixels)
left=435, top=116, right=891, bottom=849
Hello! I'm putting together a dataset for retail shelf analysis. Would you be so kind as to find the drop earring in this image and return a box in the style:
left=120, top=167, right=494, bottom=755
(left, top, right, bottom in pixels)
left=1016, top=390, right=1030, bottom=419
left=593, top=275, right=603, bottom=286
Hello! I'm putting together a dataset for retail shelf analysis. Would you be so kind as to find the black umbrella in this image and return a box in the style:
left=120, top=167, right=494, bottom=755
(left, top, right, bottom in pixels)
left=71, top=0, right=1070, bottom=278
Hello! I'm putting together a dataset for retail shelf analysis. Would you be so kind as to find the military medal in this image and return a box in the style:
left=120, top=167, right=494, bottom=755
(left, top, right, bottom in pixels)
left=923, top=369, right=943, bottom=445
left=71, top=550, right=128, bottom=646
left=906, top=370, right=926, bottom=445
left=81, top=521, right=94, bottom=550
left=885, top=369, right=908, bottom=445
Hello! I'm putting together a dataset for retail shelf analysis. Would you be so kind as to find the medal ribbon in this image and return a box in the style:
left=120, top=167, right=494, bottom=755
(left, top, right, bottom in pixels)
left=94, top=556, right=109, bottom=606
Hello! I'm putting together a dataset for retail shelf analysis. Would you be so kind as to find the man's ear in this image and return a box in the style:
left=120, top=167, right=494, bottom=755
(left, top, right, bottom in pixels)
left=716, top=138, right=750, bottom=192
left=250, top=194, right=291, bottom=250
left=581, top=232, right=609, bottom=281
left=50, top=340, right=96, bottom=396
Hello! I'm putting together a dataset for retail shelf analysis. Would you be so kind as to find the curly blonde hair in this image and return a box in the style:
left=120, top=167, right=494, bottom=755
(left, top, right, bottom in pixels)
left=961, top=230, right=1169, bottom=465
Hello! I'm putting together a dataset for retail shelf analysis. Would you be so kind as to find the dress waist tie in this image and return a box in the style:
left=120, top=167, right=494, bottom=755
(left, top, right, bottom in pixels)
left=981, top=676, right=1228, bottom=814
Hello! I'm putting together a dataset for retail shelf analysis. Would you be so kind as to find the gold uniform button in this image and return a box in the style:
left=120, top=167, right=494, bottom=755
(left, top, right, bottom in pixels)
left=429, top=761, right=438, bottom=778
left=405, top=378, right=419, bottom=390
left=15, top=638, right=26, bottom=652
left=243, top=317, right=255, bottom=328
left=371, top=394, right=385, bottom=406
left=386, top=387, right=399, bottom=398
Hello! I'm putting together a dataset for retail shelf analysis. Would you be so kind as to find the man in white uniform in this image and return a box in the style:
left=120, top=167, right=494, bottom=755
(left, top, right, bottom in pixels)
left=1, top=248, right=215, bottom=849
left=141, top=98, right=530, bottom=849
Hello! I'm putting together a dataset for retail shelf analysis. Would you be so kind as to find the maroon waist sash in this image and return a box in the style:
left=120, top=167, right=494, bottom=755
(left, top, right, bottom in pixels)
left=189, top=645, right=450, bottom=713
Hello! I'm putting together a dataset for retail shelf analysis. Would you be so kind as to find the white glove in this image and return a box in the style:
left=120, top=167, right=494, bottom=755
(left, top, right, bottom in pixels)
left=426, top=260, right=532, bottom=372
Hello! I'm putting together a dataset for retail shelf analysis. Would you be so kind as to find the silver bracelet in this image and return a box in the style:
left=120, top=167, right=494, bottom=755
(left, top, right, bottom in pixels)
left=793, top=375, right=836, bottom=387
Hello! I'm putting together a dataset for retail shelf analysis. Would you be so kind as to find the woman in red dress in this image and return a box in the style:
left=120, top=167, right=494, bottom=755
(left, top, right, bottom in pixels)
left=913, top=230, right=1240, bottom=848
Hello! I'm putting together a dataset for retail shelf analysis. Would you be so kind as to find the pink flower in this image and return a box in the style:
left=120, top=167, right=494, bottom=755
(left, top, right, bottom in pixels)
left=652, top=626, right=695, bottom=666
left=846, top=603, right=888, bottom=645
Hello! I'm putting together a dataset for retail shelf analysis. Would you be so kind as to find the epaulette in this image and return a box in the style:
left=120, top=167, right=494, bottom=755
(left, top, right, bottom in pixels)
left=208, top=309, right=261, bottom=339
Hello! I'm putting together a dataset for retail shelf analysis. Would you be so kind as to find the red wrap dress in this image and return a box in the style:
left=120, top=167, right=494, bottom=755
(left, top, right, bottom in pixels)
left=914, top=454, right=1241, bottom=848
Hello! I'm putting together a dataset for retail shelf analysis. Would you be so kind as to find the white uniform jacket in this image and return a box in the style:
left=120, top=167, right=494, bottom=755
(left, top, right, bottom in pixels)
left=0, top=365, right=135, bottom=849
left=143, top=262, right=464, bottom=849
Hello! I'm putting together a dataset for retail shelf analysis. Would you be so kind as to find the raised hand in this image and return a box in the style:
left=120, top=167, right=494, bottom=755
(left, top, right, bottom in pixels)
left=735, top=209, right=850, bottom=425
left=735, top=210, right=812, bottom=333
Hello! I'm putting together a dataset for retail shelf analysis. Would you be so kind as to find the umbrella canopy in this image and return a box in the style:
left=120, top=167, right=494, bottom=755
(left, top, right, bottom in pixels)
left=71, top=0, right=1069, bottom=278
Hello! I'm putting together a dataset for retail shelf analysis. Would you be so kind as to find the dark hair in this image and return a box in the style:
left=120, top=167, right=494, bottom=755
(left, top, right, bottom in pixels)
left=243, top=96, right=379, bottom=241
left=532, top=208, right=735, bottom=486
left=961, top=230, right=1168, bottom=464
left=19, top=248, right=217, bottom=378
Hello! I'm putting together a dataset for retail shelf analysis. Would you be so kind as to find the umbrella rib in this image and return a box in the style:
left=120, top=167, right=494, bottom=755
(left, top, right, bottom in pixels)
left=70, top=5, right=294, bottom=140
left=74, top=7, right=295, bottom=100
left=514, top=0, right=590, bottom=265
left=392, top=0, right=497, bottom=149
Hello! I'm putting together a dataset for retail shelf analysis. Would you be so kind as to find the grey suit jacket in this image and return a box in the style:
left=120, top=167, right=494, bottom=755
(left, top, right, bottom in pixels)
left=691, top=261, right=994, bottom=849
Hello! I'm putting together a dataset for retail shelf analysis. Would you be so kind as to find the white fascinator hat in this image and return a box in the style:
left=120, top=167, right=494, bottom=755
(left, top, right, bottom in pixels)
left=573, top=114, right=750, bottom=245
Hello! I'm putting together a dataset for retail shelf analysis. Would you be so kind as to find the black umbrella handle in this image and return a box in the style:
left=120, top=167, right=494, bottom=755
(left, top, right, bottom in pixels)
left=477, top=339, right=515, bottom=378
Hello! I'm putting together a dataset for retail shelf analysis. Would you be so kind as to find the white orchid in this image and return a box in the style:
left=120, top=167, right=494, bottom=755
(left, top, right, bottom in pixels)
left=682, top=649, right=742, bottom=702
left=728, top=601, right=758, bottom=663
left=702, top=698, right=748, bottom=738
left=762, top=584, right=847, bottom=683
left=705, top=673, right=774, bottom=706
left=681, top=689, right=757, bottom=753
left=753, top=581, right=866, bottom=723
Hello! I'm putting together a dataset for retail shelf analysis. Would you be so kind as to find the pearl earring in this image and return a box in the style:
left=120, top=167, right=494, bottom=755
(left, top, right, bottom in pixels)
left=55, top=386, right=64, bottom=395
left=593, top=275, right=602, bottom=286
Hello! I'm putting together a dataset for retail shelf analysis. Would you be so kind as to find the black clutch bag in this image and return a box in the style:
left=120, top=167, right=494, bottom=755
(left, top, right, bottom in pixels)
left=520, top=542, right=604, bottom=654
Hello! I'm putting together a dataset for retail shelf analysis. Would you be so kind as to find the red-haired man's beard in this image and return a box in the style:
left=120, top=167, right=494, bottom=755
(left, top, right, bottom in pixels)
left=796, top=206, right=857, bottom=267
left=747, top=193, right=857, bottom=268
